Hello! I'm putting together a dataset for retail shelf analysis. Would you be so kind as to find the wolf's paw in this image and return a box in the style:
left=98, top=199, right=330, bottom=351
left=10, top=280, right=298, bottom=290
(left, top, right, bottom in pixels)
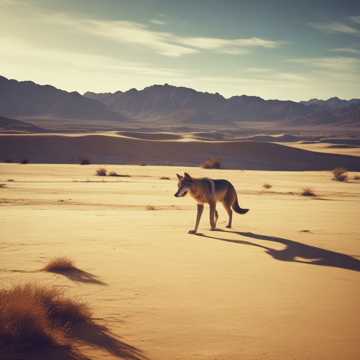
left=188, top=229, right=197, bottom=234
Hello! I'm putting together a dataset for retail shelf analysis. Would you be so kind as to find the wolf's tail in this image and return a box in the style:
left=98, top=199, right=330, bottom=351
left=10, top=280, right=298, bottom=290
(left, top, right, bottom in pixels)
left=231, top=188, right=249, bottom=214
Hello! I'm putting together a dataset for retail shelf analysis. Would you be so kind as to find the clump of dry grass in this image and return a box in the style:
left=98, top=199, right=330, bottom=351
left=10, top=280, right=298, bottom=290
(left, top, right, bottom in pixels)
left=146, top=205, right=156, bottom=211
left=20, top=159, right=29, bottom=164
left=7, top=179, right=15, bottom=182
left=263, top=183, right=272, bottom=190
left=0, top=184, right=7, bottom=189
left=0, top=284, right=91, bottom=352
left=42, top=257, right=77, bottom=274
left=332, top=167, right=348, bottom=182
left=160, top=176, right=170, bottom=180
left=96, top=168, right=107, bottom=176
left=353, top=175, right=360, bottom=180
left=301, top=187, right=317, bottom=197
left=201, top=158, right=221, bottom=169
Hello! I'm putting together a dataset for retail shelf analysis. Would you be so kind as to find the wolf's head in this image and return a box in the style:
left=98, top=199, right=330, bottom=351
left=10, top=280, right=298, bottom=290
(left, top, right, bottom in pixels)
left=174, top=172, right=193, bottom=197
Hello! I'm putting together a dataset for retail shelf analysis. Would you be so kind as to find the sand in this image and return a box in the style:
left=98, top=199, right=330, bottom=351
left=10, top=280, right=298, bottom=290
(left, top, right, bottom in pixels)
left=1, top=163, right=360, bottom=360
left=2, top=134, right=360, bottom=170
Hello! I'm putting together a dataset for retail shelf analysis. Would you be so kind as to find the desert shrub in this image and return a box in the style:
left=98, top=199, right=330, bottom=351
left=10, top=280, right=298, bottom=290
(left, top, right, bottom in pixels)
left=201, top=158, right=221, bottom=169
left=95, top=168, right=107, bottom=176
left=353, top=175, right=360, bottom=180
left=146, top=205, right=156, bottom=211
left=42, top=257, right=76, bottom=274
left=332, top=167, right=348, bottom=182
left=80, top=159, right=90, bottom=165
left=20, top=159, right=29, bottom=164
left=7, top=179, right=15, bottom=182
left=0, top=284, right=91, bottom=352
left=160, top=176, right=170, bottom=180
left=301, top=187, right=317, bottom=197
left=0, top=184, right=7, bottom=189
left=263, top=183, right=272, bottom=189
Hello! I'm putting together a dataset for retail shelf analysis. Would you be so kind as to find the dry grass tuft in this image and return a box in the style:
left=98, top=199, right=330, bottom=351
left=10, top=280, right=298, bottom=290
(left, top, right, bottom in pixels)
left=301, top=187, right=317, bottom=197
left=146, top=205, right=156, bottom=211
left=80, top=159, right=91, bottom=165
left=0, top=184, right=7, bottom=189
left=332, top=167, right=348, bottom=182
left=160, top=176, right=170, bottom=180
left=42, top=258, right=77, bottom=274
left=263, top=183, right=272, bottom=190
left=96, top=168, right=107, bottom=176
left=108, top=171, right=131, bottom=177
left=201, top=158, right=221, bottom=169
left=0, top=284, right=91, bottom=352
left=20, top=159, right=29, bottom=164
left=353, top=175, right=360, bottom=180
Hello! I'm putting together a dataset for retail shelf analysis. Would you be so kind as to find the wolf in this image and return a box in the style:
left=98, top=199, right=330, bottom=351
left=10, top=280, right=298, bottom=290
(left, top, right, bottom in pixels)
left=174, top=172, right=249, bottom=234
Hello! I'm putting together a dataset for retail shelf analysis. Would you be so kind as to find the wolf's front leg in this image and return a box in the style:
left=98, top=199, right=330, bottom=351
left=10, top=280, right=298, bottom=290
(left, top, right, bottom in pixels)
left=188, top=204, right=204, bottom=234
left=209, top=202, right=217, bottom=230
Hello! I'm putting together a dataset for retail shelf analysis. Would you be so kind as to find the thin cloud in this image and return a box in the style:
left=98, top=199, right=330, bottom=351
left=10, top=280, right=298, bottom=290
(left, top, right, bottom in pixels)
left=309, top=21, right=360, bottom=35
left=331, top=48, right=360, bottom=55
left=150, top=19, right=166, bottom=25
left=51, top=14, right=284, bottom=57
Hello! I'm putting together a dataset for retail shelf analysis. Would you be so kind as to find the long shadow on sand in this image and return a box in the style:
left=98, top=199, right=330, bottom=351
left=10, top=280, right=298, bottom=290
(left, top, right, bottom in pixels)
left=50, top=268, right=107, bottom=285
left=197, top=230, right=360, bottom=272
left=68, top=319, right=147, bottom=360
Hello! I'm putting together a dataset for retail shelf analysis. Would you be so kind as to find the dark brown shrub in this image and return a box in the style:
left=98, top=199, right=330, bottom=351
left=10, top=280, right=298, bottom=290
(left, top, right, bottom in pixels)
left=201, top=158, right=221, bottom=169
left=332, top=167, right=348, bottom=182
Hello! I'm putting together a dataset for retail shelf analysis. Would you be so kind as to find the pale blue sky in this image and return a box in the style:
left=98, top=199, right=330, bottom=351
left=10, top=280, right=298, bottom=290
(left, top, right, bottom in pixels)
left=1, top=0, right=359, bottom=100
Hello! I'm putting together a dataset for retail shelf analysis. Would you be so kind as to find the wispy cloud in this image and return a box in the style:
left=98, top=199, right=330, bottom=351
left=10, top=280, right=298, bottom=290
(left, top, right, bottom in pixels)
left=309, top=21, right=360, bottom=35
left=290, top=56, right=360, bottom=72
left=350, top=16, right=360, bottom=24
left=149, top=19, right=166, bottom=25
left=331, top=47, right=360, bottom=55
left=50, top=14, right=283, bottom=57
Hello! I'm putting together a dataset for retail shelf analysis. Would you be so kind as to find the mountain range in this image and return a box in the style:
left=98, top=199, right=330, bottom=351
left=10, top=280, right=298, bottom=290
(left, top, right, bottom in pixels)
left=1, top=75, right=359, bottom=128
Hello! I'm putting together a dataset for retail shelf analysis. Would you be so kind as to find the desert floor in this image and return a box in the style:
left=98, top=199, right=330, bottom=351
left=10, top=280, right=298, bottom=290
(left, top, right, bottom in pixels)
left=1, top=163, right=360, bottom=360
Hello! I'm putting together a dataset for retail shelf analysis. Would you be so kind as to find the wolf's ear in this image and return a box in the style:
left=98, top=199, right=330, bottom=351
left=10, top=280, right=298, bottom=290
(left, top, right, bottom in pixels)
left=176, top=173, right=183, bottom=180
left=184, top=172, right=192, bottom=179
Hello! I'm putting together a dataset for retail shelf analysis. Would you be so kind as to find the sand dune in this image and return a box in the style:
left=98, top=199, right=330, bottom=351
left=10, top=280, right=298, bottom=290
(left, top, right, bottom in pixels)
left=1, top=164, right=360, bottom=359
left=1, top=134, right=360, bottom=170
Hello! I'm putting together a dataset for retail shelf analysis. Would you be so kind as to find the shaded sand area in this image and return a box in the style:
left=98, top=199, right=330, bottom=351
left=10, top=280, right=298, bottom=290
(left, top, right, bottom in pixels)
left=1, top=134, right=360, bottom=170
left=1, top=163, right=360, bottom=359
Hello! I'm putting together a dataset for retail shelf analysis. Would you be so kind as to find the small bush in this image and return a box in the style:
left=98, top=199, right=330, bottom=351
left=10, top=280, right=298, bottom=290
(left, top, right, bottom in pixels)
left=0, top=184, right=7, bottom=189
left=20, top=159, right=29, bottom=164
left=7, top=179, right=15, bottom=182
left=80, top=159, right=90, bottom=165
left=42, top=257, right=77, bottom=274
left=160, top=176, right=170, bottom=180
left=0, top=284, right=91, bottom=352
left=146, top=205, right=156, bottom=211
left=301, top=187, right=317, bottom=197
left=263, top=183, right=272, bottom=190
left=353, top=175, right=360, bottom=180
left=96, top=168, right=107, bottom=176
left=332, top=167, right=348, bottom=182
left=201, top=158, right=221, bottom=169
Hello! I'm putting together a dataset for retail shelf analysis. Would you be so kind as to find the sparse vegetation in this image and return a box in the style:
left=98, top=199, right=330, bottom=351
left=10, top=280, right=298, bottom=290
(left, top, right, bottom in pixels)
left=0, top=284, right=91, bottom=352
left=42, top=257, right=77, bottom=274
left=20, top=159, right=29, bottom=164
left=146, top=205, right=156, bottom=211
left=263, top=183, right=272, bottom=190
left=332, top=167, right=348, bottom=182
left=160, top=176, right=170, bottom=180
left=96, top=168, right=107, bottom=176
left=80, top=159, right=91, bottom=165
left=201, top=158, right=221, bottom=169
left=0, top=184, right=7, bottom=189
left=7, top=179, right=15, bottom=182
left=353, top=175, right=360, bottom=180
left=301, top=187, right=317, bottom=197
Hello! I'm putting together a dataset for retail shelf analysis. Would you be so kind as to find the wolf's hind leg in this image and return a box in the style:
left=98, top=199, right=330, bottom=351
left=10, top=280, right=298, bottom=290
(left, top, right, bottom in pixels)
left=223, top=202, right=233, bottom=228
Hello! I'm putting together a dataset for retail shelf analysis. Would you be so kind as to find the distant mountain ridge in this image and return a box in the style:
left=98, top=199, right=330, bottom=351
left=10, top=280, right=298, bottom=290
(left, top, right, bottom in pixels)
left=0, top=75, right=359, bottom=127
left=85, top=84, right=360, bottom=126
left=0, top=75, right=126, bottom=121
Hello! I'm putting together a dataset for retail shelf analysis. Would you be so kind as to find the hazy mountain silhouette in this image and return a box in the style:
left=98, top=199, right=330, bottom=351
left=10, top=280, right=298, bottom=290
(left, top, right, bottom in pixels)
left=0, top=75, right=126, bottom=122
left=85, top=84, right=360, bottom=126
left=1, top=75, right=359, bottom=127
left=0, top=115, right=44, bottom=132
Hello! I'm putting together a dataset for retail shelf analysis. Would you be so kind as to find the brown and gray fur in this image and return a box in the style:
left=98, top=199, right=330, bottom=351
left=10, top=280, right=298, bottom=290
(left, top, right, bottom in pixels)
left=174, top=172, right=249, bottom=234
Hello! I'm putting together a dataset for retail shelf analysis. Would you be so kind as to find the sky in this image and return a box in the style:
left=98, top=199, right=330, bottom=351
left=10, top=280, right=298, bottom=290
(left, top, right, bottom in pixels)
left=0, top=0, right=360, bottom=100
